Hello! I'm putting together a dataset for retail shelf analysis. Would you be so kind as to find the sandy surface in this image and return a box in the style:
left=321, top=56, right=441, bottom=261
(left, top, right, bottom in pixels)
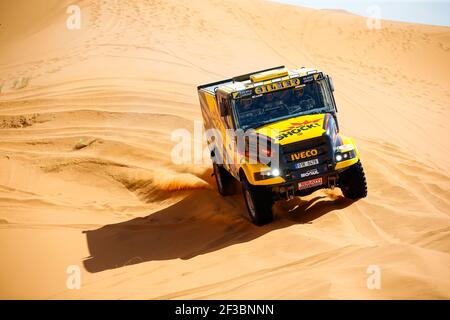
left=0, top=0, right=449, bottom=299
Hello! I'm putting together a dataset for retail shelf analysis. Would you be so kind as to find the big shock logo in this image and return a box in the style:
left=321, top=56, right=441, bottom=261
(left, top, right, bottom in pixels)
left=276, top=119, right=321, bottom=141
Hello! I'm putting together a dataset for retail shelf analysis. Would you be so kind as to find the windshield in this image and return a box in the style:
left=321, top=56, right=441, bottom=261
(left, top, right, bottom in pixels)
left=232, top=79, right=335, bottom=130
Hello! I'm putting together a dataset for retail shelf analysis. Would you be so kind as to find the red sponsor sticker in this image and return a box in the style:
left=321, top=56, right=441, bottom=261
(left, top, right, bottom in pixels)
left=298, top=177, right=323, bottom=190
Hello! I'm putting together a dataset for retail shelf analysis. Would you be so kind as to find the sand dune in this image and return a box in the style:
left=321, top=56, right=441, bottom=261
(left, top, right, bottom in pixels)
left=0, top=0, right=449, bottom=299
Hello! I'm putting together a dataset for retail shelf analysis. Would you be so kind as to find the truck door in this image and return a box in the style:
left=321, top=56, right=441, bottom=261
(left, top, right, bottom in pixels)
left=216, top=91, right=238, bottom=177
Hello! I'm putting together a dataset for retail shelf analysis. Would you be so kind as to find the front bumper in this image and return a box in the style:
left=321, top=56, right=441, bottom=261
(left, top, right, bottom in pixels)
left=252, top=153, right=358, bottom=194
left=246, top=134, right=359, bottom=188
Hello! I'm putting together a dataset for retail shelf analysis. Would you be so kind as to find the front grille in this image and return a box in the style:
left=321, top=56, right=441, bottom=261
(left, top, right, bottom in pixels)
left=280, top=135, right=332, bottom=181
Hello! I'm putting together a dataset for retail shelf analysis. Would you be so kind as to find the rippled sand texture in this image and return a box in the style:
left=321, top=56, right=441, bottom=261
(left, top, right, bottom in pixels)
left=0, top=0, right=449, bottom=299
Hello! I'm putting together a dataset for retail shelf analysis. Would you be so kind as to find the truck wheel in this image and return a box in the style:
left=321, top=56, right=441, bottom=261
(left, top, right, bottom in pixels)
left=213, top=163, right=235, bottom=196
left=339, top=161, right=368, bottom=199
left=241, top=176, right=274, bottom=226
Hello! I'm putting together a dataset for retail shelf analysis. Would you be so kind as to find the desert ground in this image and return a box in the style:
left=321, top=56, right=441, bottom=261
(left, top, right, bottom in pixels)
left=0, top=0, right=449, bottom=299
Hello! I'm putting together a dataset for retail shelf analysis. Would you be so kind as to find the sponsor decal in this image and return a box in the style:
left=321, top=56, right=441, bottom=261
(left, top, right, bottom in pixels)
left=254, top=78, right=301, bottom=95
left=302, top=74, right=322, bottom=83
left=298, top=177, right=323, bottom=190
left=281, top=119, right=321, bottom=133
left=253, top=73, right=323, bottom=96
left=248, top=73, right=324, bottom=96
left=276, top=119, right=321, bottom=141
left=232, top=89, right=253, bottom=99
left=300, top=169, right=319, bottom=178
left=295, top=158, right=319, bottom=169
left=290, top=148, right=318, bottom=161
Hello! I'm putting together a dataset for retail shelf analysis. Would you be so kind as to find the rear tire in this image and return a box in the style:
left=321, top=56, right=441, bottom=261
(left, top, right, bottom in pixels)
left=339, top=160, right=368, bottom=199
left=213, top=163, right=235, bottom=196
left=241, top=175, right=274, bottom=226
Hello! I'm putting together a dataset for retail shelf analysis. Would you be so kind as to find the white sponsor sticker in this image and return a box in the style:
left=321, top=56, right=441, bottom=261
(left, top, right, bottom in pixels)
left=300, top=169, right=319, bottom=178
left=295, top=158, right=319, bottom=169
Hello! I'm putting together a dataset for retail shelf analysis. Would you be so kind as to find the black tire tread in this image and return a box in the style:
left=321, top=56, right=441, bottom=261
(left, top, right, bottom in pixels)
left=214, top=163, right=235, bottom=196
left=241, top=175, right=274, bottom=226
left=339, top=161, right=368, bottom=199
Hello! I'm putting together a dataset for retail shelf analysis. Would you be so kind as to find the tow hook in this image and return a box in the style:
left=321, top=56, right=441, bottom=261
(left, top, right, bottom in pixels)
left=328, top=176, right=337, bottom=189
left=286, top=186, right=295, bottom=200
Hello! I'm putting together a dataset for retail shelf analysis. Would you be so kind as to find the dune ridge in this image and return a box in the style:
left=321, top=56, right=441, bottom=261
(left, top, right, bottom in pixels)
left=0, top=0, right=449, bottom=299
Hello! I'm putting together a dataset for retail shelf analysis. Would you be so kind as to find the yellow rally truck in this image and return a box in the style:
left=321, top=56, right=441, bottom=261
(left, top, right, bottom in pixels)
left=197, top=66, right=367, bottom=226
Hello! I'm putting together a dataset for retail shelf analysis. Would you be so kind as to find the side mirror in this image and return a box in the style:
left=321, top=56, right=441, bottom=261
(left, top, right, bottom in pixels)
left=327, top=75, right=335, bottom=92
left=219, top=99, right=229, bottom=116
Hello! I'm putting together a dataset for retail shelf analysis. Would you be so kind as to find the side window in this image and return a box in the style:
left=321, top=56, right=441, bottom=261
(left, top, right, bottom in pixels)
left=223, top=98, right=233, bottom=129
left=320, top=80, right=336, bottom=112
left=215, top=95, right=227, bottom=115
left=224, top=114, right=234, bottom=129
left=327, top=115, right=338, bottom=138
left=217, top=94, right=234, bottom=129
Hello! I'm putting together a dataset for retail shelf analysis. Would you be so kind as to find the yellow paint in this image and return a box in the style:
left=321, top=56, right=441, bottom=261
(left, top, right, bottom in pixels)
left=199, top=80, right=363, bottom=187
left=250, top=68, right=289, bottom=82
left=241, top=163, right=285, bottom=185
left=335, top=157, right=358, bottom=170
left=255, top=113, right=326, bottom=145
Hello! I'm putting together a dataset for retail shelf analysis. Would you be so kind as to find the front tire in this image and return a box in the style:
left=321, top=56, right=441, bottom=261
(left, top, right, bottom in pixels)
left=241, top=175, right=274, bottom=226
left=339, top=160, right=368, bottom=199
left=213, top=163, right=235, bottom=196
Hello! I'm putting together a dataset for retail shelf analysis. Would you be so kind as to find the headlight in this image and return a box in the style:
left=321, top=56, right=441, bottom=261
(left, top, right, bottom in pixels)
left=271, top=168, right=280, bottom=177
left=254, top=167, right=281, bottom=180
left=335, top=150, right=356, bottom=162
left=336, top=144, right=354, bottom=153
left=335, top=144, right=356, bottom=162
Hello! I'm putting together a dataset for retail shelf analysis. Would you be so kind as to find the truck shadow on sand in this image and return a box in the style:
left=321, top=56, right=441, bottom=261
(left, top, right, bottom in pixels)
left=83, top=188, right=354, bottom=273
